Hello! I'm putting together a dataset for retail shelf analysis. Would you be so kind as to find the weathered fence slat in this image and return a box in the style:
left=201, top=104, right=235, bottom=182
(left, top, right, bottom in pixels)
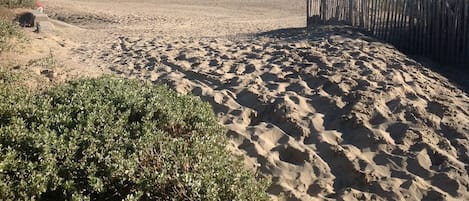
left=307, top=0, right=468, bottom=66
left=418, top=0, right=425, bottom=55
left=397, top=0, right=406, bottom=46
left=425, top=0, right=432, bottom=57
left=379, top=0, right=387, bottom=39
left=445, top=1, right=451, bottom=63
left=433, top=0, right=440, bottom=59
left=389, top=0, right=397, bottom=45
left=371, top=0, right=374, bottom=29
left=461, top=1, right=469, bottom=62
left=384, top=0, right=392, bottom=41
left=457, top=0, right=464, bottom=63
left=450, top=0, right=456, bottom=62
left=407, top=0, right=414, bottom=53
left=440, top=0, right=446, bottom=62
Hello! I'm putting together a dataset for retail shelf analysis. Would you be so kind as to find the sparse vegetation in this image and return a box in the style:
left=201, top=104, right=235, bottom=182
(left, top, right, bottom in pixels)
left=0, top=77, right=270, bottom=200
left=0, top=18, right=23, bottom=52
left=0, top=0, right=34, bottom=8
left=0, top=0, right=32, bottom=51
left=28, top=49, right=59, bottom=69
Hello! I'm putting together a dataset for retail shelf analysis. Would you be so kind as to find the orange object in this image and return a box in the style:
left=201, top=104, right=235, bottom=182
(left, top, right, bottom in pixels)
left=36, top=1, right=44, bottom=8
left=35, top=1, right=44, bottom=13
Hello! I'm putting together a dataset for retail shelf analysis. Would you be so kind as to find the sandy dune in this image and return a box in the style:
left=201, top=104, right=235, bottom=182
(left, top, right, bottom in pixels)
left=32, top=0, right=469, bottom=200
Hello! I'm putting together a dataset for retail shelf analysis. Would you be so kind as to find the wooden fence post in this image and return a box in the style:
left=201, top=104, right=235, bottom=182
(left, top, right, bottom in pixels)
left=461, top=1, right=469, bottom=64
left=307, top=0, right=310, bottom=27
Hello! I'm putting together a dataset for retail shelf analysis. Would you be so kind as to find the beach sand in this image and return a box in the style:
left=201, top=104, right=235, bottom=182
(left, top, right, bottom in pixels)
left=12, top=0, right=469, bottom=200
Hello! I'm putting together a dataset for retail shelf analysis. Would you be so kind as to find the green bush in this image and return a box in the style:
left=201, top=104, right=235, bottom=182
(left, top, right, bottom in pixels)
left=0, top=18, right=22, bottom=52
left=0, top=0, right=34, bottom=8
left=0, top=77, right=270, bottom=200
left=0, top=69, right=19, bottom=84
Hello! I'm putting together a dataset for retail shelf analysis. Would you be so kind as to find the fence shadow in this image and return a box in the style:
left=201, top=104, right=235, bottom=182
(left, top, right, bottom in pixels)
left=255, top=25, right=469, bottom=94
left=415, top=57, right=469, bottom=93
left=255, top=26, right=380, bottom=43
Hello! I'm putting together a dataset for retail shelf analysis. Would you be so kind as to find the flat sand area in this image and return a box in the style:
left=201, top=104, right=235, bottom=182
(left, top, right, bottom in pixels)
left=16, top=0, right=469, bottom=200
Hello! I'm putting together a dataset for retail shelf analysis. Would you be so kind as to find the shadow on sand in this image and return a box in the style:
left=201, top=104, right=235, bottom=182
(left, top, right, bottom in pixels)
left=255, top=26, right=469, bottom=94
left=255, top=26, right=380, bottom=43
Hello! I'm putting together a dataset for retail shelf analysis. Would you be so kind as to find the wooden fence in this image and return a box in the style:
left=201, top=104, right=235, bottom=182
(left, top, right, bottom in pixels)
left=306, top=0, right=469, bottom=66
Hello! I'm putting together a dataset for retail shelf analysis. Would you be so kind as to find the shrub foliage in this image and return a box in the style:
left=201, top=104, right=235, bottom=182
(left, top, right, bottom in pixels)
left=0, top=77, right=269, bottom=200
left=0, top=18, right=23, bottom=52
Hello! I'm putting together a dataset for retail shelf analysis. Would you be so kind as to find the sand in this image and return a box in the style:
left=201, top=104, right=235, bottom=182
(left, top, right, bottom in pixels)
left=6, top=0, right=469, bottom=200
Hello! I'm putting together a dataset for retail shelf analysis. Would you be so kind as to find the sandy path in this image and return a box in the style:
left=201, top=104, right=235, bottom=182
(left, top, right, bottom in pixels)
left=39, top=0, right=469, bottom=200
